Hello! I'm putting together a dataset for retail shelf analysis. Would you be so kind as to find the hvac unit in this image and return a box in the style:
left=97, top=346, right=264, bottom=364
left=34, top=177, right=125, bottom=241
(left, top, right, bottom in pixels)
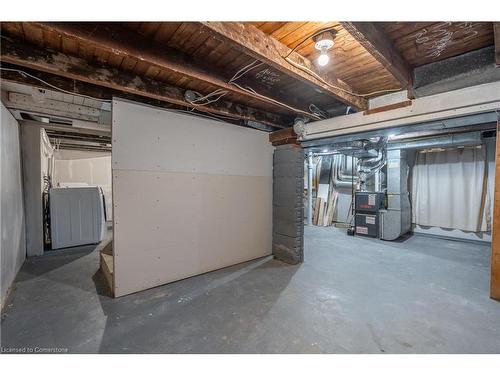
left=354, top=192, right=385, bottom=238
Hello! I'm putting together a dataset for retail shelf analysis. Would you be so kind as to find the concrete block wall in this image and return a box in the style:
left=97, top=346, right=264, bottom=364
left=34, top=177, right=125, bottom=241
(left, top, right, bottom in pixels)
left=273, top=145, right=304, bottom=264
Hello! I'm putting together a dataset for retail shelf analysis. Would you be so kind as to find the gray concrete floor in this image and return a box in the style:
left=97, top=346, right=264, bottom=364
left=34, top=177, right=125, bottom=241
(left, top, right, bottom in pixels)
left=1, top=226, right=499, bottom=353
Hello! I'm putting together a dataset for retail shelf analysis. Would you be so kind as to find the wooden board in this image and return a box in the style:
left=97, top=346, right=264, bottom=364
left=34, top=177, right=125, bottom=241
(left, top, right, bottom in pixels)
left=317, top=199, right=325, bottom=226
left=494, top=23, right=500, bottom=66
left=253, top=21, right=402, bottom=95
left=491, top=119, right=500, bottom=300
left=380, top=22, right=494, bottom=67
left=313, top=198, right=321, bottom=225
left=1, top=22, right=345, bottom=119
left=341, top=22, right=412, bottom=89
left=100, top=252, right=114, bottom=295
left=2, top=21, right=495, bottom=115
left=325, top=191, right=337, bottom=226
left=112, top=99, right=273, bottom=297
left=201, top=22, right=367, bottom=108
left=99, top=239, right=114, bottom=295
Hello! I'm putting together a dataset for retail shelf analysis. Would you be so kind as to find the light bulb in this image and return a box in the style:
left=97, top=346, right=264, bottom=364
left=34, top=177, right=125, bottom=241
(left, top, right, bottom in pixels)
left=317, top=52, right=329, bottom=67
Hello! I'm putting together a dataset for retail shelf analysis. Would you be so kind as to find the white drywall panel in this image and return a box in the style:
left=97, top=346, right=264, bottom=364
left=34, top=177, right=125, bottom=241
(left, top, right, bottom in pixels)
left=112, top=99, right=273, bottom=297
left=1, top=103, right=26, bottom=307
left=113, top=170, right=272, bottom=296
left=20, top=124, right=44, bottom=256
left=112, top=100, right=272, bottom=177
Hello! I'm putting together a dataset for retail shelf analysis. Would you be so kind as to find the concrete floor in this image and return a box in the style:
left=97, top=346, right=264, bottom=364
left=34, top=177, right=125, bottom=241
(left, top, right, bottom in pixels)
left=1, top=226, right=499, bottom=353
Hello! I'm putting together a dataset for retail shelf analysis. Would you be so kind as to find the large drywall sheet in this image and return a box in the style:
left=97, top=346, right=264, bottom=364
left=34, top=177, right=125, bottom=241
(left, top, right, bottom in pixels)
left=20, top=124, right=44, bottom=256
left=1, top=103, right=26, bottom=307
left=112, top=99, right=273, bottom=297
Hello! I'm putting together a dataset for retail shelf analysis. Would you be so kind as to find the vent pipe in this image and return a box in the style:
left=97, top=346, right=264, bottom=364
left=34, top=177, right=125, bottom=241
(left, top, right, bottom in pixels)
left=387, top=132, right=482, bottom=150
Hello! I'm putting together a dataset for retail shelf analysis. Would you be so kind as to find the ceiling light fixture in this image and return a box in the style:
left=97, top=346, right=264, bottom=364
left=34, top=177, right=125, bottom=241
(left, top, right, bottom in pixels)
left=313, top=30, right=337, bottom=67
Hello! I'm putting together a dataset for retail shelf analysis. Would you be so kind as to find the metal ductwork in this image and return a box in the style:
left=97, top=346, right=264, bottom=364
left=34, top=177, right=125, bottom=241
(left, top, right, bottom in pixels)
left=387, top=132, right=482, bottom=150
left=332, top=178, right=355, bottom=190
left=308, top=128, right=485, bottom=241
left=379, top=149, right=411, bottom=241
left=332, top=154, right=358, bottom=189
left=379, top=131, right=482, bottom=240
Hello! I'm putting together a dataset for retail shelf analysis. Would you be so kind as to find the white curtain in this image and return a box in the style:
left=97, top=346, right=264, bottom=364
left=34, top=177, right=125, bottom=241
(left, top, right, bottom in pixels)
left=411, top=146, right=488, bottom=232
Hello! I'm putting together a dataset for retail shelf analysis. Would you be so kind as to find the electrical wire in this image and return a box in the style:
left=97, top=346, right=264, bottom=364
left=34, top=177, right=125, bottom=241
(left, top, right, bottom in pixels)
left=182, top=61, right=263, bottom=111
left=176, top=107, right=241, bottom=122
left=0, top=63, right=302, bottom=127
left=188, top=89, right=225, bottom=103
left=309, top=104, right=328, bottom=119
left=1, top=56, right=320, bottom=123
left=185, top=89, right=229, bottom=106
left=1, top=66, right=241, bottom=126
left=183, top=63, right=293, bottom=116
left=229, top=60, right=264, bottom=83
left=230, top=80, right=321, bottom=120
left=0, top=67, right=113, bottom=103
left=227, top=59, right=323, bottom=120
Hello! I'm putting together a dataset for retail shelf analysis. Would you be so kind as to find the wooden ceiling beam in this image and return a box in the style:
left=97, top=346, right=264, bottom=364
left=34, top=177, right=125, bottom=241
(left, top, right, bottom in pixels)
left=268, top=127, right=298, bottom=146
left=0, top=35, right=290, bottom=129
left=200, top=22, right=368, bottom=110
left=0, top=64, right=243, bottom=127
left=0, top=64, right=117, bottom=101
left=340, top=22, right=413, bottom=90
left=494, top=23, right=500, bottom=66
left=30, top=22, right=315, bottom=120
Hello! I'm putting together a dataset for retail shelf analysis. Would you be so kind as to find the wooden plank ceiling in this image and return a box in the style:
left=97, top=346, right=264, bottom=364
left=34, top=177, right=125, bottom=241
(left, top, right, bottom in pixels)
left=379, top=22, right=494, bottom=66
left=252, top=22, right=403, bottom=94
left=0, top=21, right=496, bottom=130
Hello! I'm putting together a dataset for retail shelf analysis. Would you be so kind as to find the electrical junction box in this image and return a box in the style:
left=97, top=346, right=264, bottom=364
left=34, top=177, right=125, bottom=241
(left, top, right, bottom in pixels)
left=355, top=192, right=385, bottom=213
left=355, top=213, right=379, bottom=238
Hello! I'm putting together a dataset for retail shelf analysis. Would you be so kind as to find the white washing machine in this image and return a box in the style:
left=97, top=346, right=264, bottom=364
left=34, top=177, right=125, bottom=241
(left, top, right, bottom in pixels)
left=49, top=186, right=106, bottom=249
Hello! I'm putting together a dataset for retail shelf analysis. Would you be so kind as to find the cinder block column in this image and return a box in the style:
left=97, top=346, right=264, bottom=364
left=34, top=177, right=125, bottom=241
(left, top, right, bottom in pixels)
left=273, top=144, right=304, bottom=264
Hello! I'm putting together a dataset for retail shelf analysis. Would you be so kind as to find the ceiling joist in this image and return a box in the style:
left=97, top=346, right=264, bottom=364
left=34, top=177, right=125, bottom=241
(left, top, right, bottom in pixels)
left=494, top=23, right=500, bottom=66
left=32, top=22, right=316, bottom=120
left=200, top=22, right=368, bottom=110
left=7, top=92, right=104, bottom=123
left=0, top=35, right=289, bottom=128
left=341, top=22, right=413, bottom=90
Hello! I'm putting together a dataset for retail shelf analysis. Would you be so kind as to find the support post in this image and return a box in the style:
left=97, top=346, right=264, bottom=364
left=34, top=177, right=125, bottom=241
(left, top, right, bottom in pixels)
left=307, top=151, right=313, bottom=226
left=272, top=145, right=304, bottom=264
left=491, top=118, right=500, bottom=300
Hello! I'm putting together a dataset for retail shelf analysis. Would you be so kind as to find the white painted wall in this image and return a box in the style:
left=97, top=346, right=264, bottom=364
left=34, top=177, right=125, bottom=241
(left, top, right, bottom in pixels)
left=112, top=99, right=273, bottom=297
left=53, top=150, right=112, bottom=220
left=1, top=103, right=26, bottom=307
